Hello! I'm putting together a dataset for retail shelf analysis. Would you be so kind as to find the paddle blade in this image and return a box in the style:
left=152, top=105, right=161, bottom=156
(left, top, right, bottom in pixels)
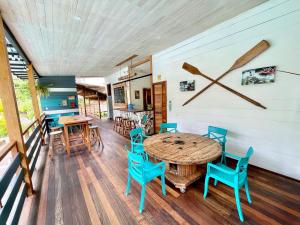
left=230, top=40, right=270, bottom=70
left=182, top=62, right=202, bottom=75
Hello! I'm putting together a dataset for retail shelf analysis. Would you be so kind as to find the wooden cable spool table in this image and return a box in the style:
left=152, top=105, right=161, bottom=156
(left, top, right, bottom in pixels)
left=144, top=132, right=221, bottom=193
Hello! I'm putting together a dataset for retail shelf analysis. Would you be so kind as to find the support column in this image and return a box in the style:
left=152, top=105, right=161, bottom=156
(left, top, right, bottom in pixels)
left=150, top=55, right=154, bottom=107
left=0, top=15, right=33, bottom=195
left=27, top=64, right=45, bottom=144
left=83, top=88, right=87, bottom=116
left=97, top=94, right=101, bottom=119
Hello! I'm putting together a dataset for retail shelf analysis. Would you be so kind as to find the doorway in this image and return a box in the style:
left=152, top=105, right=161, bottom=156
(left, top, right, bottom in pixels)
left=152, top=81, right=167, bottom=133
left=143, top=88, right=151, bottom=110
left=106, top=83, right=113, bottom=120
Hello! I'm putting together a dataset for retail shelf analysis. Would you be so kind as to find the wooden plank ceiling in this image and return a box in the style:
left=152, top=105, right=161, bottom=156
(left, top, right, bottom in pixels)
left=0, top=0, right=266, bottom=77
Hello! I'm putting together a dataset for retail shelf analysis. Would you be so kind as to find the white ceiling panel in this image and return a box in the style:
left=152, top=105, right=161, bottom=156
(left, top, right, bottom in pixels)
left=0, top=0, right=266, bottom=77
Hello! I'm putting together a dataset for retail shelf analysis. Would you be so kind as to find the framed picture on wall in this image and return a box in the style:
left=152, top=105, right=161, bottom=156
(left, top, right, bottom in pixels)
left=135, top=90, right=140, bottom=99
left=61, top=99, right=67, bottom=106
left=180, top=80, right=195, bottom=91
left=242, top=66, right=276, bottom=85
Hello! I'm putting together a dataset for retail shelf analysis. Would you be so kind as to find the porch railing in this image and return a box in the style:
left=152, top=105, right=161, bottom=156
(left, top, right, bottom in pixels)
left=0, top=113, right=47, bottom=225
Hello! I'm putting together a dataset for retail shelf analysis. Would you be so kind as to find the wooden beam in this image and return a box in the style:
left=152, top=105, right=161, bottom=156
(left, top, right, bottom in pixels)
left=27, top=64, right=45, bottom=145
left=129, top=56, right=151, bottom=68
left=115, top=54, right=138, bottom=66
left=85, top=94, right=98, bottom=98
left=0, top=15, right=33, bottom=195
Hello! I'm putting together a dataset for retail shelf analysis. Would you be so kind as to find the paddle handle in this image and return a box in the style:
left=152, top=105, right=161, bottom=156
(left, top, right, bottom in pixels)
left=196, top=72, right=266, bottom=109
left=182, top=70, right=231, bottom=106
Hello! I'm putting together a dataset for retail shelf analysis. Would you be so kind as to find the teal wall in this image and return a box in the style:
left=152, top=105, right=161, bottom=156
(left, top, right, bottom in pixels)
left=39, top=76, right=78, bottom=111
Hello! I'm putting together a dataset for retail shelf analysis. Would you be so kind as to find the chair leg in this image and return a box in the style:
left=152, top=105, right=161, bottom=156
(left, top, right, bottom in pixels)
left=99, top=133, right=104, bottom=149
left=214, top=179, right=218, bottom=186
left=244, top=179, right=252, bottom=204
left=60, top=133, right=65, bottom=147
left=161, top=175, right=166, bottom=196
left=139, top=184, right=146, bottom=213
left=203, top=175, right=210, bottom=199
left=125, top=174, right=131, bottom=196
left=221, top=145, right=226, bottom=165
left=96, top=128, right=101, bottom=146
left=234, top=187, right=244, bottom=222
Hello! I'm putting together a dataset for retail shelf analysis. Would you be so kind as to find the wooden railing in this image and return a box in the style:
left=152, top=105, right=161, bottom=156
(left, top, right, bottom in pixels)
left=0, top=141, right=27, bottom=225
left=0, top=113, right=48, bottom=225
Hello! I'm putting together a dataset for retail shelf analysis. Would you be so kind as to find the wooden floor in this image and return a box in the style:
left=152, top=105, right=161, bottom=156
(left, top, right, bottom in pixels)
left=31, top=119, right=300, bottom=225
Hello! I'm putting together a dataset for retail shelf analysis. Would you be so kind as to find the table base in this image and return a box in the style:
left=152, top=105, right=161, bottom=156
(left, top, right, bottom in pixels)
left=165, top=163, right=204, bottom=193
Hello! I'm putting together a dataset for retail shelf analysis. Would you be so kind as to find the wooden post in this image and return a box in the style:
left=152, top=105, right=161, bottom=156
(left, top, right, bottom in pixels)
left=150, top=55, right=154, bottom=108
left=27, top=64, right=45, bottom=145
left=83, top=88, right=87, bottom=116
left=0, top=15, right=34, bottom=195
left=97, top=94, right=102, bottom=119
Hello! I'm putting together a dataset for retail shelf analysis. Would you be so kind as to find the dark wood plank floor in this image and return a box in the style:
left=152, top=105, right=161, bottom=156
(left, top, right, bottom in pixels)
left=34, top=119, right=300, bottom=225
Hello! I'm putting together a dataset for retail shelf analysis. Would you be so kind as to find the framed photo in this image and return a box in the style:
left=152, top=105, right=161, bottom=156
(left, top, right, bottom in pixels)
left=135, top=90, right=140, bottom=99
left=61, top=99, right=67, bottom=106
left=180, top=80, right=195, bottom=91
left=242, top=66, right=276, bottom=85
left=68, top=96, right=75, bottom=100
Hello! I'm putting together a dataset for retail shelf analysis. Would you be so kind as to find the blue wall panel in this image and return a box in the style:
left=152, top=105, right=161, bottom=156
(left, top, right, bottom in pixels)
left=38, top=76, right=78, bottom=112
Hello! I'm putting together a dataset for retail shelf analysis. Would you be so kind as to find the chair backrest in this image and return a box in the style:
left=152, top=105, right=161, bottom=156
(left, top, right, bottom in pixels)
left=130, top=127, right=143, bottom=144
left=236, top=147, right=254, bottom=176
left=128, top=151, right=145, bottom=180
left=159, top=123, right=177, bottom=133
left=208, top=126, right=227, bottom=144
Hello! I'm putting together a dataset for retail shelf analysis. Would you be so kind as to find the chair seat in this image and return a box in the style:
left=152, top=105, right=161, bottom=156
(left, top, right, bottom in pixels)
left=132, top=144, right=144, bottom=153
left=143, top=161, right=163, bottom=182
left=50, top=130, right=63, bottom=136
left=89, top=125, right=98, bottom=129
left=130, top=161, right=163, bottom=183
left=211, top=163, right=246, bottom=187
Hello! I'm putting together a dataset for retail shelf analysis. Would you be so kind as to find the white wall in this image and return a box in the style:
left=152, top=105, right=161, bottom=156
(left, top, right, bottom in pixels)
left=105, top=67, right=152, bottom=109
left=130, top=76, right=152, bottom=109
left=152, top=0, right=300, bottom=180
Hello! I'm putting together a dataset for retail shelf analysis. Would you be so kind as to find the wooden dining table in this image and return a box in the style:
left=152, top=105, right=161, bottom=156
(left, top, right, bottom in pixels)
left=58, top=115, right=93, bottom=155
left=144, top=132, right=221, bottom=193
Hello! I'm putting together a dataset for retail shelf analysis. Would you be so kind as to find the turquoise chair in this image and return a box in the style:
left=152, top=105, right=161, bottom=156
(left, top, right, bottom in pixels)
left=159, top=123, right=177, bottom=134
left=48, top=114, right=63, bottom=128
left=125, top=150, right=166, bottom=213
left=203, top=126, right=227, bottom=163
left=129, top=128, right=149, bottom=153
left=203, top=147, right=254, bottom=222
left=63, top=112, right=75, bottom=116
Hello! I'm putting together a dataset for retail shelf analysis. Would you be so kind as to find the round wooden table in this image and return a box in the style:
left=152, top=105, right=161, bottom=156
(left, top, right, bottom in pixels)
left=144, top=132, right=221, bottom=193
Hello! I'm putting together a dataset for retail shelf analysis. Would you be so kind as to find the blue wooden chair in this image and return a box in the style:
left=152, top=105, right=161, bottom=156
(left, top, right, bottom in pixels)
left=159, top=123, right=177, bottom=134
left=125, top=150, right=166, bottom=213
left=63, top=112, right=75, bottom=116
left=129, top=128, right=149, bottom=153
left=203, top=126, right=227, bottom=163
left=203, top=147, right=254, bottom=222
left=48, top=114, right=63, bottom=128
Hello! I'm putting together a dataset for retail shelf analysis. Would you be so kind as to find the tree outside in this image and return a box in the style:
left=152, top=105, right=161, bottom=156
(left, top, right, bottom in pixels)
left=0, top=77, right=34, bottom=138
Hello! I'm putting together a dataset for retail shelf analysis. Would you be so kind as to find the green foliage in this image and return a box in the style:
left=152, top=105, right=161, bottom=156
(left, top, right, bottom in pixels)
left=0, top=100, right=7, bottom=137
left=14, top=78, right=35, bottom=121
left=36, top=83, right=49, bottom=97
left=0, top=78, right=37, bottom=137
left=0, top=100, right=3, bottom=113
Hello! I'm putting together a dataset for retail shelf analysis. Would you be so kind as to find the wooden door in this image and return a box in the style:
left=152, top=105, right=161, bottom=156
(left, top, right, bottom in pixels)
left=153, top=81, right=167, bottom=133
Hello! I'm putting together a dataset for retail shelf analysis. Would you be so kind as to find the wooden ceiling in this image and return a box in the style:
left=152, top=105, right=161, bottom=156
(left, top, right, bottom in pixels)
left=0, top=0, right=266, bottom=77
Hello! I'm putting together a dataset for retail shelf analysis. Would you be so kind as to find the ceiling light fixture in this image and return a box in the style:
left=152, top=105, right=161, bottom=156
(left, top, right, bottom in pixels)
left=74, top=16, right=81, bottom=22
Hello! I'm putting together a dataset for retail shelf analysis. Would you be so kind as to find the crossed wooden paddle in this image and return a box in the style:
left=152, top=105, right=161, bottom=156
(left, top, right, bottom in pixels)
left=182, top=40, right=270, bottom=109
